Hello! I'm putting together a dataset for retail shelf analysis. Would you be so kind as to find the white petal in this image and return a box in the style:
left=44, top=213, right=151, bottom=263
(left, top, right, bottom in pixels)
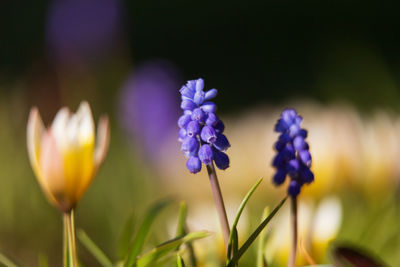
left=313, top=196, right=342, bottom=242
left=51, top=107, right=70, bottom=148
left=76, top=101, right=94, bottom=144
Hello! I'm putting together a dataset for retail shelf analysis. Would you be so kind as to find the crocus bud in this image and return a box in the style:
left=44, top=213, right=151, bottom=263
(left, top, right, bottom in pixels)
left=27, top=101, right=110, bottom=212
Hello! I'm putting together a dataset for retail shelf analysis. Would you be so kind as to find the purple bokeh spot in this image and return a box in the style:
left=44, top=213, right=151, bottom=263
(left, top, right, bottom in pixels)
left=46, top=0, right=122, bottom=64
left=119, top=60, right=181, bottom=162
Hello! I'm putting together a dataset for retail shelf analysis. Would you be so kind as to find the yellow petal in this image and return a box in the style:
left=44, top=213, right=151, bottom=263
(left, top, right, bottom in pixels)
left=62, top=101, right=95, bottom=205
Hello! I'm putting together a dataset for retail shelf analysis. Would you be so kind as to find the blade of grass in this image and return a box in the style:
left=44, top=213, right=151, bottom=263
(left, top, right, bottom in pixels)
left=136, top=231, right=209, bottom=267
left=176, top=202, right=187, bottom=238
left=0, top=253, right=18, bottom=267
left=227, top=197, right=287, bottom=267
left=256, top=207, right=269, bottom=267
left=118, top=213, right=136, bottom=259
left=176, top=253, right=185, bottom=267
left=227, top=178, right=263, bottom=259
left=124, top=200, right=171, bottom=267
left=77, top=229, right=113, bottom=267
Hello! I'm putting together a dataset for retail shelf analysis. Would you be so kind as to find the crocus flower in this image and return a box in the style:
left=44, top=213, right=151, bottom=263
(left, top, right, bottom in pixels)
left=178, top=78, right=230, bottom=173
left=272, top=109, right=314, bottom=197
left=27, top=101, right=110, bottom=212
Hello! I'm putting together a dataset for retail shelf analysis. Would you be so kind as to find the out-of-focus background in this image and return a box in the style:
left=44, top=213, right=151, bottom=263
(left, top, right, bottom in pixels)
left=1, top=1, right=400, bottom=266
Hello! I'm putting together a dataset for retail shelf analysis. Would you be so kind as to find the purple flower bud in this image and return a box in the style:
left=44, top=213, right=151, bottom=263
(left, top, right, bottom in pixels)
left=178, top=114, right=192, bottom=128
left=205, top=89, right=218, bottom=100
left=180, top=85, right=195, bottom=99
left=193, top=90, right=205, bottom=105
left=201, top=102, right=217, bottom=113
left=289, top=124, right=300, bottom=136
left=214, top=120, right=225, bottom=133
left=181, top=99, right=197, bottom=111
left=300, top=167, right=314, bottom=183
left=273, top=169, right=287, bottom=185
left=281, top=109, right=297, bottom=125
left=288, top=180, right=301, bottom=197
left=186, top=120, right=201, bottom=137
left=287, top=159, right=300, bottom=173
left=195, top=78, right=204, bottom=91
left=293, top=136, right=306, bottom=151
left=206, top=113, right=218, bottom=126
left=186, top=156, right=202, bottom=173
left=213, top=134, right=230, bottom=151
left=191, top=108, right=206, bottom=122
left=214, top=150, right=229, bottom=170
left=198, top=144, right=214, bottom=164
left=272, top=153, right=285, bottom=169
left=178, top=128, right=186, bottom=141
left=181, top=136, right=199, bottom=155
left=298, top=129, right=308, bottom=138
left=200, top=126, right=217, bottom=143
left=299, top=150, right=312, bottom=167
left=274, top=119, right=289, bottom=132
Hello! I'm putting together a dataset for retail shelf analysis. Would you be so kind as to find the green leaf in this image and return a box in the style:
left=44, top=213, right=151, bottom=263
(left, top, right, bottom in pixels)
left=227, top=178, right=263, bottom=259
left=175, top=253, right=185, bottom=267
left=77, top=229, right=113, bottom=267
left=118, top=213, right=136, bottom=259
left=136, top=231, right=209, bottom=267
left=227, top=197, right=287, bottom=267
left=124, top=200, right=171, bottom=267
left=0, top=253, right=19, bottom=267
left=176, top=202, right=187, bottom=238
left=256, top=207, right=269, bottom=267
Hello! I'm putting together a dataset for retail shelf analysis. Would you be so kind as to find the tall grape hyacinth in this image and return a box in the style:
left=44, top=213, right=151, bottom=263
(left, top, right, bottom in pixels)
left=272, top=109, right=314, bottom=198
left=178, top=78, right=230, bottom=173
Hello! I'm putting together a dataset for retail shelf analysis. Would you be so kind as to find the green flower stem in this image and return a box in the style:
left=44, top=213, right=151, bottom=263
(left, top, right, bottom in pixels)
left=289, top=197, right=298, bottom=267
left=206, top=162, right=230, bottom=251
left=63, top=210, right=78, bottom=267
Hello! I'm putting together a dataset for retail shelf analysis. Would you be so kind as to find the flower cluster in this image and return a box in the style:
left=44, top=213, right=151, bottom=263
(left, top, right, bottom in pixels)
left=178, top=78, right=230, bottom=173
left=272, top=109, right=314, bottom=197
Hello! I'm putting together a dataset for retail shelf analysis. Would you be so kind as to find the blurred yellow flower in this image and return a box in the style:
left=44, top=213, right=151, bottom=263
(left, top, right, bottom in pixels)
left=27, top=101, right=110, bottom=212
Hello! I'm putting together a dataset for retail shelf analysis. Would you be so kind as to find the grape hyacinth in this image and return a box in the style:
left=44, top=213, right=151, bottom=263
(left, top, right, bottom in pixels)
left=272, top=109, right=314, bottom=198
left=178, top=78, right=230, bottom=173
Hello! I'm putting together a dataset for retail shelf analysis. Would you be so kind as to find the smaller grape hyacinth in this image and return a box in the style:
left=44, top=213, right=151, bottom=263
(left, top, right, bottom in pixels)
left=178, top=78, right=230, bottom=173
left=272, top=109, right=314, bottom=197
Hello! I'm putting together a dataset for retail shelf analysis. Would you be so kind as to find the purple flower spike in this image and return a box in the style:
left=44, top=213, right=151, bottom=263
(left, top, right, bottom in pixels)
left=187, top=156, right=202, bottom=173
left=178, top=78, right=231, bottom=172
left=271, top=108, right=314, bottom=198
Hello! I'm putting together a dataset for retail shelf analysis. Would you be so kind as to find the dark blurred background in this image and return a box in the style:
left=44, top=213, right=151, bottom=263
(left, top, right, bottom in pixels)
left=2, top=1, right=400, bottom=111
